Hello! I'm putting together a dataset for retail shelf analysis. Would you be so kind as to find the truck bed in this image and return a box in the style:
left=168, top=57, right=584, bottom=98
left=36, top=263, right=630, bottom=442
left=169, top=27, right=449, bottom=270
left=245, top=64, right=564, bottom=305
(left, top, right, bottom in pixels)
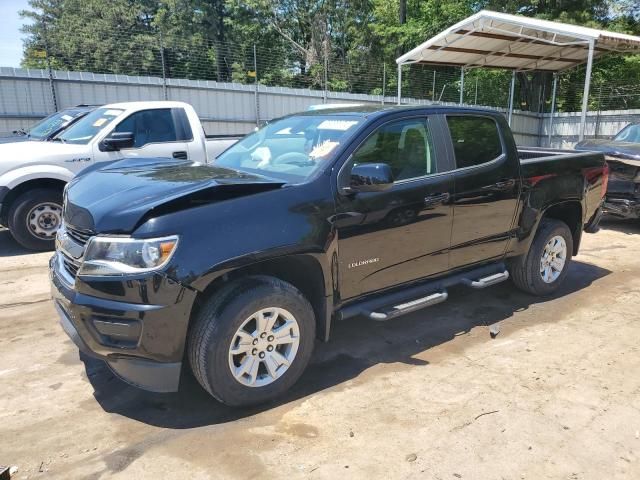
left=516, top=146, right=606, bottom=226
left=206, top=136, right=241, bottom=160
left=517, top=146, right=605, bottom=176
left=517, top=146, right=584, bottom=162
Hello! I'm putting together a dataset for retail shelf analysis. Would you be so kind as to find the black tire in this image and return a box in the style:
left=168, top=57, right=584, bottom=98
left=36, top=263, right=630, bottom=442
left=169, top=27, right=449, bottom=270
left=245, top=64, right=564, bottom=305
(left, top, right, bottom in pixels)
left=188, top=276, right=316, bottom=407
left=509, top=218, right=573, bottom=296
left=7, top=188, right=63, bottom=251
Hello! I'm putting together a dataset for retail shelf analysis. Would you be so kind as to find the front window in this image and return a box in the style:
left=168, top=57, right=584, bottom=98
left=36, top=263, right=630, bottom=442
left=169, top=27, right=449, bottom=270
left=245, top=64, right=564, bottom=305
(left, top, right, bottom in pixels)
left=351, top=118, right=436, bottom=181
left=55, top=108, right=124, bottom=145
left=214, top=114, right=363, bottom=181
left=28, top=109, right=85, bottom=140
left=113, top=108, right=192, bottom=148
left=614, top=124, right=640, bottom=143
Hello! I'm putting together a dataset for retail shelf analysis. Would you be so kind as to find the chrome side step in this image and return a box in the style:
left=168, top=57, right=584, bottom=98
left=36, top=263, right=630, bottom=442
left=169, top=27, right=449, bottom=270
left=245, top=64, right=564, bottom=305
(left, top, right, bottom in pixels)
left=368, top=291, right=448, bottom=321
left=337, top=262, right=509, bottom=323
left=462, top=270, right=509, bottom=289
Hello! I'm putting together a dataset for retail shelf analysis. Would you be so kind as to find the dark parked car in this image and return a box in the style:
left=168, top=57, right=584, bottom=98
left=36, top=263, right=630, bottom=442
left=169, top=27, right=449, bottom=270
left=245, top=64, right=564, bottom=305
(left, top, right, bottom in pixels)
left=51, top=105, right=607, bottom=406
left=575, top=123, right=640, bottom=219
left=0, top=105, right=96, bottom=144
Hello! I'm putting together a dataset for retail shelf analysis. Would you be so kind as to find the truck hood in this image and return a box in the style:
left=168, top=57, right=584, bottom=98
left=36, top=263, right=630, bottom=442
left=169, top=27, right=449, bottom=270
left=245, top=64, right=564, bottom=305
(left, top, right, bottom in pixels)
left=64, top=158, right=286, bottom=233
left=0, top=134, right=30, bottom=144
left=574, top=139, right=640, bottom=162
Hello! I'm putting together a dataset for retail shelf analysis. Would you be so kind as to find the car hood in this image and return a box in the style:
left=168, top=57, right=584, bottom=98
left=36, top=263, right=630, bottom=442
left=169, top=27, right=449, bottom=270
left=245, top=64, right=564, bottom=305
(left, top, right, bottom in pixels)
left=0, top=134, right=30, bottom=144
left=64, top=158, right=286, bottom=233
left=574, top=139, right=640, bottom=162
left=0, top=140, right=89, bottom=167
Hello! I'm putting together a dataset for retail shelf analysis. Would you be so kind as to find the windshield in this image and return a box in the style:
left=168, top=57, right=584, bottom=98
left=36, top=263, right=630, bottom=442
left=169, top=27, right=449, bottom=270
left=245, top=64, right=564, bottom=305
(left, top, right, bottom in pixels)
left=214, top=114, right=363, bottom=181
left=56, top=108, right=123, bottom=145
left=614, top=124, right=640, bottom=143
left=28, top=109, right=86, bottom=140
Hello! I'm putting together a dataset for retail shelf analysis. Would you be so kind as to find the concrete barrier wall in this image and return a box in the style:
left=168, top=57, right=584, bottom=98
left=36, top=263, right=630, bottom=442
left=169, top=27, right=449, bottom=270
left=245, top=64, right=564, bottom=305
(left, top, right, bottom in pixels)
left=2, top=67, right=635, bottom=147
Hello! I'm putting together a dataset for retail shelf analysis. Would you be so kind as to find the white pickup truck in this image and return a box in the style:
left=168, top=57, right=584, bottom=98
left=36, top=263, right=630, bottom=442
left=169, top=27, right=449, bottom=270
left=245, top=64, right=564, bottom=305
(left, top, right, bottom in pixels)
left=0, top=101, right=240, bottom=250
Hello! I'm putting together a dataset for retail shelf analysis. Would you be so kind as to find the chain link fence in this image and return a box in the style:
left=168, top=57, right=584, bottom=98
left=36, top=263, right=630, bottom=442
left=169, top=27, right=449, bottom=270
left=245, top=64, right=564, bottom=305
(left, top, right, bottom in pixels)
left=7, top=24, right=640, bottom=145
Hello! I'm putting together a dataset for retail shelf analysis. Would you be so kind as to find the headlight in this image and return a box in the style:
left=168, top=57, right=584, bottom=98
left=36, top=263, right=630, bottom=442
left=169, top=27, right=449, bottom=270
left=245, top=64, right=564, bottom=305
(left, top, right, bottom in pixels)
left=78, top=235, right=179, bottom=276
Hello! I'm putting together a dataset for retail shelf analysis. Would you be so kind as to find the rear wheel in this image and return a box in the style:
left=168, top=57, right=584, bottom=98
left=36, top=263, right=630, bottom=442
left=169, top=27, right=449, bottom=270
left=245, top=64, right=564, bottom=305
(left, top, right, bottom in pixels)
left=8, top=188, right=63, bottom=251
left=510, top=218, right=573, bottom=296
left=188, top=276, right=315, bottom=406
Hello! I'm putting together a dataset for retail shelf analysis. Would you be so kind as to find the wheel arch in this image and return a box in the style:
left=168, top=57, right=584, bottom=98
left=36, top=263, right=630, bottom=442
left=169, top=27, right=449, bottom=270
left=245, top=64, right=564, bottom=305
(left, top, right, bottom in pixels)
left=541, top=200, right=583, bottom=255
left=189, top=253, right=332, bottom=342
left=0, top=178, right=67, bottom=225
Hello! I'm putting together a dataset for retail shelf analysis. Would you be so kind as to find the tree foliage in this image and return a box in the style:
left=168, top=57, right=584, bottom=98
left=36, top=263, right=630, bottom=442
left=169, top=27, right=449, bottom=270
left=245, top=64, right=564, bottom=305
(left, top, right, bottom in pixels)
left=19, top=0, right=640, bottom=111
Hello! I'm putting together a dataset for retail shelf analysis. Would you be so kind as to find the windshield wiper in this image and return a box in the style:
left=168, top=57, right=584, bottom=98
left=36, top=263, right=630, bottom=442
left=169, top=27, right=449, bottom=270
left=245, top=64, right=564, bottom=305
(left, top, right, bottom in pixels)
left=50, top=137, right=66, bottom=143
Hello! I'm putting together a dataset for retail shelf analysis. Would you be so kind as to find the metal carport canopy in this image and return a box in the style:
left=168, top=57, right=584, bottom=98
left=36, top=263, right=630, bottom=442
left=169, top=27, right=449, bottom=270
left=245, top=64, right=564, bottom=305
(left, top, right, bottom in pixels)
left=396, top=10, right=640, bottom=141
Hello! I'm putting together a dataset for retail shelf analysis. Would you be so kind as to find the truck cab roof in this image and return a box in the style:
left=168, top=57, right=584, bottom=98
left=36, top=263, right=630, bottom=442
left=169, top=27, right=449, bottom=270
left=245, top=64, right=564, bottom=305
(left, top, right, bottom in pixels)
left=100, top=100, right=196, bottom=111
left=296, top=104, right=502, bottom=119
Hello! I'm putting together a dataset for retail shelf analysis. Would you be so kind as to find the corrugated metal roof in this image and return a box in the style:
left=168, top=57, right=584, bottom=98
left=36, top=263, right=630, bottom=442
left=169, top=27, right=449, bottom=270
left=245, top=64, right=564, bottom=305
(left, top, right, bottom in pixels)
left=397, top=10, right=640, bottom=72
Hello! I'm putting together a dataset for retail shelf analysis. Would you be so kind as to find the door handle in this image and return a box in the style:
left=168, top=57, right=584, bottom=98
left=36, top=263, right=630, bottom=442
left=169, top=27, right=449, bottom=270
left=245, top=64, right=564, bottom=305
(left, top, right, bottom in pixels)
left=172, top=151, right=188, bottom=160
left=491, top=179, right=516, bottom=190
left=424, top=192, right=450, bottom=206
left=482, top=179, right=515, bottom=190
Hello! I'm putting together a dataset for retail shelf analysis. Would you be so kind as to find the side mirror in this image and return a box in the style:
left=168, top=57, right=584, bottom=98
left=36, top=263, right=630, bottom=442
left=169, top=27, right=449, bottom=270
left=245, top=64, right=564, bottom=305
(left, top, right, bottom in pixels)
left=345, top=163, right=394, bottom=193
left=100, top=131, right=134, bottom=151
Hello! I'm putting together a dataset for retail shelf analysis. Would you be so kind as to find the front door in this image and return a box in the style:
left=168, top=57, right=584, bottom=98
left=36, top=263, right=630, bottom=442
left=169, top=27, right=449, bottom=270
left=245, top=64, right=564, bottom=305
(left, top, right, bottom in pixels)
left=446, top=115, right=521, bottom=269
left=334, top=116, right=454, bottom=300
left=94, top=108, right=194, bottom=162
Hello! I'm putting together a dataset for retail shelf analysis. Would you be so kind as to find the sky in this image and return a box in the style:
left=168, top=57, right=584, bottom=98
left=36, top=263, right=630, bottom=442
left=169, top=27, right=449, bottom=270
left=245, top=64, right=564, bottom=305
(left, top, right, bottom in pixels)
left=0, top=0, right=32, bottom=67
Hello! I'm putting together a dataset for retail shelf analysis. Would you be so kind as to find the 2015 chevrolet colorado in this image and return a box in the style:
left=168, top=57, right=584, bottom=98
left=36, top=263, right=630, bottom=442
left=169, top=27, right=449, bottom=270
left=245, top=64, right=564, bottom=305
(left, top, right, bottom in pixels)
left=50, top=105, right=607, bottom=406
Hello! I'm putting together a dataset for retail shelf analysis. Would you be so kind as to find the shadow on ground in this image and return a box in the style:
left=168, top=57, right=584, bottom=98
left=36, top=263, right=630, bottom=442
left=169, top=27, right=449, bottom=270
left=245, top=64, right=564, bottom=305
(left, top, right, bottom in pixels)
left=83, top=259, right=610, bottom=429
left=599, top=217, right=640, bottom=235
left=0, top=228, right=34, bottom=257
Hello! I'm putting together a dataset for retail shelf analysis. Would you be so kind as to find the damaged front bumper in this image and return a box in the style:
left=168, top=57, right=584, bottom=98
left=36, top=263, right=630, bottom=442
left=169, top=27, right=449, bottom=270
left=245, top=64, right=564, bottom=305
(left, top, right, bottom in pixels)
left=603, top=196, right=640, bottom=220
left=50, top=253, right=197, bottom=393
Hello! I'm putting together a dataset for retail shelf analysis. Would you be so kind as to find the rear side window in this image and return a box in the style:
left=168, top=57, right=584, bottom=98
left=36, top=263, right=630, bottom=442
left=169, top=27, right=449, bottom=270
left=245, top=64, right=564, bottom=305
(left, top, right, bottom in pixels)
left=173, top=108, right=194, bottom=141
left=447, top=116, right=503, bottom=169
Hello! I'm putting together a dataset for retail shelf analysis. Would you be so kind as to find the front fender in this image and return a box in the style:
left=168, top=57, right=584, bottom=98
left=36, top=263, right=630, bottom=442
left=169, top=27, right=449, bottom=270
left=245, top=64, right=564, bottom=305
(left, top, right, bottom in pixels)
left=0, top=164, right=75, bottom=190
left=132, top=177, right=337, bottom=297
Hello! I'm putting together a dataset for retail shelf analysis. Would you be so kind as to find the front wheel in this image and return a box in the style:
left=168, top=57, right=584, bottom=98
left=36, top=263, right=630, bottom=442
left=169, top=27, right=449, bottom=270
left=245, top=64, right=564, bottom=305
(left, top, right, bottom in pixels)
left=188, top=276, right=316, bottom=406
left=510, top=218, right=573, bottom=296
left=7, top=188, right=63, bottom=251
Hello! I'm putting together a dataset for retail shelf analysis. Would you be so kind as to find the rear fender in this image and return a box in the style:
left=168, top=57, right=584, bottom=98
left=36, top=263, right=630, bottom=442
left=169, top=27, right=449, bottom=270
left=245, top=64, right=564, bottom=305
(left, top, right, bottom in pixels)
left=509, top=199, right=583, bottom=258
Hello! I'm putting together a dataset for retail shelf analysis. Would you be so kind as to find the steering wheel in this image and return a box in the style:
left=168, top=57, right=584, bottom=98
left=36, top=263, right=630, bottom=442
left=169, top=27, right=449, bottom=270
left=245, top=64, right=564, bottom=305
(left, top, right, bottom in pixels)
left=273, top=152, right=313, bottom=167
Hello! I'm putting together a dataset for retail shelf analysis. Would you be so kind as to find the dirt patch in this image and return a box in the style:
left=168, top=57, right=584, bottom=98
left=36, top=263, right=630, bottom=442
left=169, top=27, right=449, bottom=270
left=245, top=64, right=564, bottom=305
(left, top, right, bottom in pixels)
left=1, top=224, right=640, bottom=479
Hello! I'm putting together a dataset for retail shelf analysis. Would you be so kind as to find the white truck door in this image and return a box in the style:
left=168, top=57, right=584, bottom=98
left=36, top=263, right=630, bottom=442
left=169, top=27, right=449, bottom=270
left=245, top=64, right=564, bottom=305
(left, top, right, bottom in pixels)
left=102, top=108, right=194, bottom=162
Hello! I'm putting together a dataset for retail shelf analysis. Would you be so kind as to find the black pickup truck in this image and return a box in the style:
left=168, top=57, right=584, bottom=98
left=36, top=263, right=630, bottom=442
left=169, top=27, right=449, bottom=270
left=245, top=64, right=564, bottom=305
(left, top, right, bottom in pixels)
left=50, top=105, right=607, bottom=406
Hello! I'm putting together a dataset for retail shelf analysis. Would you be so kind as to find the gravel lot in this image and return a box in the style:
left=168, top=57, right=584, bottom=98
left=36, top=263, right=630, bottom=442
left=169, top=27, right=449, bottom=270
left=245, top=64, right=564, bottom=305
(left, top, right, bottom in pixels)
left=1, top=222, right=639, bottom=480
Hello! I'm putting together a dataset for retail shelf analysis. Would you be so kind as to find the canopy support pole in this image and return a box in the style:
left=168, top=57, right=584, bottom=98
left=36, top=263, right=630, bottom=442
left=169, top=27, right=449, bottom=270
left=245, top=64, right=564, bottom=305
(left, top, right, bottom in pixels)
left=459, top=67, right=465, bottom=105
left=397, top=63, right=402, bottom=105
left=548, top=74, right=558, bottom=147
left=579, top=40, right=595, bottom=141
left=508, top=70, right=516, bottom=126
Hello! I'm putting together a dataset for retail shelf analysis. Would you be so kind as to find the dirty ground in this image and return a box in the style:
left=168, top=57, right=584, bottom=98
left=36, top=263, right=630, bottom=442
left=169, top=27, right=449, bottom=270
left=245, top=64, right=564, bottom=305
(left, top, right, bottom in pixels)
left=1, top=221, right=639, bottom=479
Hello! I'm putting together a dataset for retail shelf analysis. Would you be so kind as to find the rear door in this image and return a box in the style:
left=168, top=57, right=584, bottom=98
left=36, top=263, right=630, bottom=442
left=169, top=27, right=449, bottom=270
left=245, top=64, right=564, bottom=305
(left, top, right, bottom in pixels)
left=334, top=115, right=455, bottom=300
left=446, top=114, right=521, bottom=269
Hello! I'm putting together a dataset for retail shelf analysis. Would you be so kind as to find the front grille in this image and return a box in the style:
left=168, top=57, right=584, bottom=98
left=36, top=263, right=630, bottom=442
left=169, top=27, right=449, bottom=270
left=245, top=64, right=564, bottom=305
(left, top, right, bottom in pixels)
left=66, top=225, right=93, bottom=246
left=61, top=251, right=81, bottom=277
left=58, top=223, right=94, bottom=279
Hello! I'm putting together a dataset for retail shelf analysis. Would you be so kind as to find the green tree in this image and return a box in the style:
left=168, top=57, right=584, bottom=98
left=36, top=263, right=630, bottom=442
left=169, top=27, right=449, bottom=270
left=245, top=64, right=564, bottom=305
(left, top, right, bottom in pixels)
left=18, top=0, right=640, bottom=111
